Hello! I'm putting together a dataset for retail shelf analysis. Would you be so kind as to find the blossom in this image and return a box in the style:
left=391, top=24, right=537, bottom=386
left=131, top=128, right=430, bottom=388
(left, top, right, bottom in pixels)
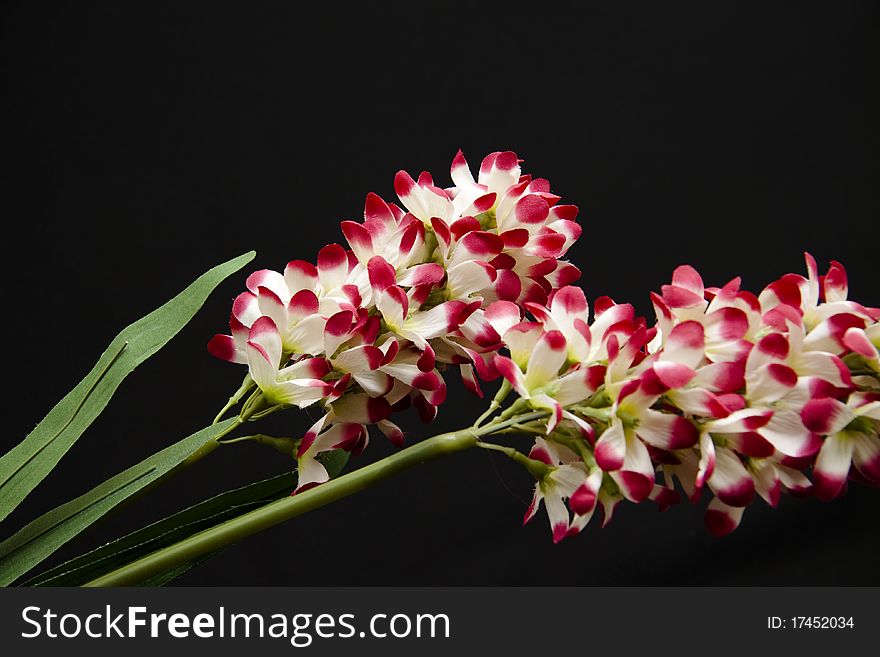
left=801, top=394, right=880, bottom=500
left=294, top=393, right=392, bottom=491
left=494, top=329, right=599, bottom=433
left=592, top=323, right=702, bottom=502
left=523, top=438, right=604, bottom=543
left=244, top=317, right=332, bottom=407
left=209, top=149, right=582, bottom=492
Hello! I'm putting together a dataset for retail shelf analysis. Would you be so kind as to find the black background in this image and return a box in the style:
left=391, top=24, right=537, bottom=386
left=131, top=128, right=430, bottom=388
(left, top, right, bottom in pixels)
left=1, top=1, right=878, bottom=585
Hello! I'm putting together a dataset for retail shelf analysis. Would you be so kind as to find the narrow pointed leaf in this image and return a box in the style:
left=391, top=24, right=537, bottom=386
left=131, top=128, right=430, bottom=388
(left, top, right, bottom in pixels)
left=0, top=418, right=238, bottom=585
left=0, top=251, right=256, bottom=523
left=24, top=450, right=350, bottom=587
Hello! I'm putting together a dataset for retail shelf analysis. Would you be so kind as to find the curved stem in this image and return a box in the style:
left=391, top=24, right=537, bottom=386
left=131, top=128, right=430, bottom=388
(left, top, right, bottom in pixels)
left=498, top=398, right=529, bottom=421
left=83, top=409, right=548, bottom=587
left=212, top=374, right=255, bottom=425
left=218, top=433, right=297, bottom=455
left=476, top=440, right=550, bottom=478
left=178, top=395, right=270, bottom=469
left=472, top=379, right=512, bottom=428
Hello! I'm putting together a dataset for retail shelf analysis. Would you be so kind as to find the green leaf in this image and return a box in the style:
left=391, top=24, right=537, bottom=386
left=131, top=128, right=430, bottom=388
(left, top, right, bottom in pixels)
left=0, top=418, right=237, bottom=586
left=0, top=251, right=256, bottom=523
left=23, top=450, right=350, bottom=587
left=24, top=470, right=294, bottom=586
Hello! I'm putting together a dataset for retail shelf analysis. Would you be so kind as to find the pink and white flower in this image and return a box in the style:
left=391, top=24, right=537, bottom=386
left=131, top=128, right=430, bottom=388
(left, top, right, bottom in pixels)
left=494, top=329, right=599, bottom=433
left=523, top=438, right=604, bottom=542
left=801, top=394, right=880, bottom=500
left=245, top=317, right=332, bottom=407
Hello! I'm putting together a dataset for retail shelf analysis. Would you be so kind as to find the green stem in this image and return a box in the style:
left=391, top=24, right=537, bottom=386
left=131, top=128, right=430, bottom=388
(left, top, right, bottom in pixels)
left=212, top=374, right=255, bottom=425
left=218, top=433, right=298, bottom=456
left=83, top=410, right=548, bottom=587
left=179, top=394, right=270, bottom=469
left=509, top=422, right=545, bottom=434
left=472, top=379, right=512, bottom=428
left=498, top=397, right=529, bottom=421
left=476, top=441, right=550, bottom=479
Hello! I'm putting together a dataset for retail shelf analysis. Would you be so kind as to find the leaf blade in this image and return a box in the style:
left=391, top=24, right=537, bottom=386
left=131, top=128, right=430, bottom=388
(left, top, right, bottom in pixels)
left=0, top=418, right=238, bottom=586
left=23, top=450, right=350, bottom=587
left=0, top=251, right=256, bottom=522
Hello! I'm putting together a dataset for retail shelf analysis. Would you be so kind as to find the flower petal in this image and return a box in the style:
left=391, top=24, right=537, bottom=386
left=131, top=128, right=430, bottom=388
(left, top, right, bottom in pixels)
left=270, top=379, right=329, bottom=407
left=708, top=447, right=755, bottom=507
left=398, top=262, right=446, bottom=288
left=704, top=497, right=745, bottom=536
left=814, top=433, right=854, bottom=500
left=503, top=322, right=543, bottom=369
left=524, top=330, right=567, bottom=390
left=207, top=334, right=245, bottom=363
left=696, top=431, right=716, bottom=489
left=248, top=316, right=282, bottom=367
left=381, top=362, right=443, bottom=391
left=340, top=220, right=375, bottom=265
left=595, top=421, right=627, bottom=471
left=801, top=397, right=856, bottom=435
left=317, top=243, right=349, bottom=291
left=792, top=351, right=850, bottom=388
left=851, top=431, right=880, bottom=483
left=637, top=410, right=699, bottom=450
left=613, top=436, right=654, bottom=503
left=530, top=393, right=563, bottom=433
left=760, top=408, right=821, bottom=457
left=332, top=393, right=392, bottom=424
left=377, top=419, right=405, bottom=448
left=553, top=367, right=599, bottom=406
left=446, top=260, right=496, bottom=299
left=664, top=321, right=705, bottom=368
left=232, top=291, right=261, bottom=326
left=403, top=300, right=470, bottom=343
left=284, top=260, right=318, bottom=294
left=493, top=355, right=529, bottom=398
left=323, top=310, right=354, bottom=357
left=287, top=314, right=327, bottom=355
left=843, top=327, right=880, bottom=360
left=484, top=301, right=522, bottom=337
left=823, top=260, right=848, bottom=302
left=247, top=269, right=289, bottom=302
left=367, top=255, right=397, bottom=293
left=747, top=363, right=798, bottom=405
left=375, top=286, right=408, bottom=329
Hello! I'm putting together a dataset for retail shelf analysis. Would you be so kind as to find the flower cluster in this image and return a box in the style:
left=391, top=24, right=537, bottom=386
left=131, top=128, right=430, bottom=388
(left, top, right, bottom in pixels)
left=495, top=255, right=880, bottom=541
left=208, top=151, right=582, bottom=490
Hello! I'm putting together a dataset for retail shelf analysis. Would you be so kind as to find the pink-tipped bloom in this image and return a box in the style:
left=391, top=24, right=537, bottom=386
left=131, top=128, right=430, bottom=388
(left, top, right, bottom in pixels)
left=801, top=394, right=880, bottom=500
left=523, top=438, right=604, bottom=542
left=245, top=317, right=332, bottom=407
left=494, top=329, right=599, bottom=433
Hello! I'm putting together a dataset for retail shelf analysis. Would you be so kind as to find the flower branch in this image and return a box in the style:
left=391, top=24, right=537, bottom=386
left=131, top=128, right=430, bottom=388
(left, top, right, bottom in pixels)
left=5, top=149, right=878, bottom=588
